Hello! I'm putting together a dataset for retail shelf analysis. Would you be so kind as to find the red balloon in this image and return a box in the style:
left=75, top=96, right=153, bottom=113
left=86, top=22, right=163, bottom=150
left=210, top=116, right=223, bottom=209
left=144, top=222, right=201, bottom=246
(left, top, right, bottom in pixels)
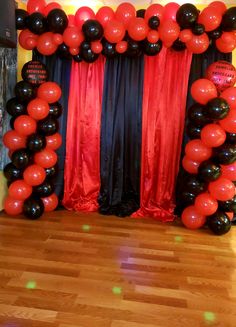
left=145, top=4, right=164, bottom=22
left=219, top=109, right=236, bottom=133
left=201, top=123, right=226, bottom=148
left=14, top=115, right=37, bottom=136
left=182, top=156, right=200, bottom=174
left=185, top=139, right=212, bottom=162
left=159, top=20, right=180, bottom=43
left=195, top=193, right=218, bottom=216
left=221, top=87, right=236, bottom=110
left=205, top=60, right=236, bottom=93
left=147, top=30, right=159, bottom=44
left=3, top=130, right=26, bottom=150
left=127, top=17, right=148, bottom=41
left=115, top=2, right=136, bottom=28
left=34, top=148, right=58, bottom=168
left=216, top=36, right=236, bottom=53
left=4, top=196, right=23, bottom=216
left=209, top=1, right=227, bottom=15
left=19, top=30, right=38, bottom=50
left=23, top=164, right=46, bottom=186
left=68, top=15, right=76, bottom=27
left=38, top=82, right=61, bottom=104
left=191, top=78, right=218, bottom=105
left=96, top=6, right=115, bottom=27
left=53, top=34, right=63, bottom=45
left=69, top=47, right=79, bottom=56
left=186, top=33, right=210, bottom=54
left=179, top=29, right=193, bottom=43
left=26, top=38, right=38, bottom=50
left=27, top=98, right=50, bottom=120
left=91, top=41, right=103, bottom=54
left=41, top=193, right=58, bottom=212
left=43, top=2, right=62, bottom=16
left=46, top=133, right=62, bottom=150
left=221, top=162, right=236, bottom=181
left=63, top=27, right=84, bottom=48
left=9, top=180, right=32, bottom=201
left=226, top=212, right=234, bottom=221
left=116, top=41, right=128, bottom=54
left=75, top=7, right=95, bottom=28
left=181, top=206, right=206, bottom=230
left=162, top=2, right=180, bottom=21
left=104, top=20, right=125, bottom=43
left=27, top=0, right=46, bottom=14
left=209, top=177, right=235, bottom=201
left=198, top=7, right=222, bottom=32
left=37, top=32, right=58, bottom=56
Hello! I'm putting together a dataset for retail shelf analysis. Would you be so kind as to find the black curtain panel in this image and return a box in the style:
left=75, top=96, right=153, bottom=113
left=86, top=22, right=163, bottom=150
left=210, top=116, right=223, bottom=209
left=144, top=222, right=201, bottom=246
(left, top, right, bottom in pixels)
left=33, top=52, right=72, bottom=200
left=99, top=55, right=144, bottom=217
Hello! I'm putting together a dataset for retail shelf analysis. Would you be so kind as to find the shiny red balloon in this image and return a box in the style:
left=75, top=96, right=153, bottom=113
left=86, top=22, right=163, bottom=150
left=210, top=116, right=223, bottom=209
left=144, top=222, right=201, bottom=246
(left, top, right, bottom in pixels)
left=159, top=20, right=180, bottom=44
left=46, top=133, right=62, bottom=150
left=195, top=193, right=218, bottom=216
left=216, top=36, right=236, bottom=53
left=38, top=82, right=61, bottom=104
left=63, top=27, right=84, bottom=48
left=96, top=6, right=115, bottom=27
left=27, top=0, right=46, bottom=14
left=9, top=180, right=32, bottom=201
left=186, top=33, right=210, bottom=54
left=25, top=38, right=38, bottom=50
left=104, top=20, right=125, bottom=43
left=182, top=156, right=200, bottom=174
left=43, top=2, right=62, bottom=16
left=209, top=1, right=227, bottom=15
left=115, top=2, right=136, bottom=28
left=75, top=7, right=95, bottom=28
left=162, top=2, right=180, bottom=21
left=4, top=196, right=23, bottom=216
left=116, top=41, right=128, bottom=54
left=219, top=109, right=236, bottom=133
left=3, top=130, right=26, bottom=151
left=145, top=4, right=164, bottom=22
left=221, top=87, right=236, bottom=111
left=23, top=164, right=46, bottom=186
left=191, top=78, right=218, bottom=105
left=37, top=32, right=58, bottom=56
left=53, top=34, right=63, bottom=45
left=34, top=148, right=58, bottom=168
left=69, top=47, right=79, bottom=56
left=181, top=206, right=206, bottom=230
left=27, top=98, right=50, bottom=120
left=19, top=30, right=38, bottom=50
left=185, top=139, right=212, bottom=162
left=198, top=7, right=222, bottom=32
left=221, top=162, right=236, bottom=181
left=147, top=30, right=159, bottom=44
left=179, top=29, right=193, bottom=43
left=201, top=124, right=226, bottom=148
left=41, top=193, right=58, bottom=212
left=14, top=115, right=37, bottom=136
left=209, top=177, right=235, bottom=201
left=127, top=17, right=149, bottom=41
left=68, top=15, right=76, bottom=27
left=91, top=41, right=103, bottom=54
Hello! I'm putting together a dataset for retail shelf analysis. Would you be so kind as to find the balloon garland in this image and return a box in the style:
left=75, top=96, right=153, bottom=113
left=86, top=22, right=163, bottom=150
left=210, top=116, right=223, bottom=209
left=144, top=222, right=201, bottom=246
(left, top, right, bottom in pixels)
left=181, top=60, right=236, bottom=235
left=3, top=61, right=61, bottom=219
left=16, top=0, right=236, bottom=62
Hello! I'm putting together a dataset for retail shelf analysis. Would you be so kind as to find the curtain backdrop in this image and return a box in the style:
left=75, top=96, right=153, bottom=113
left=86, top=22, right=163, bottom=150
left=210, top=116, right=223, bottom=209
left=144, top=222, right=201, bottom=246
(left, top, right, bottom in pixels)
left=98, top=56, right=144, bottom=217
left=132, top=48, right=192, bottom=221
left=33, top=52, right=71, bottom=201
left=63, top=57, right=105, bottom=211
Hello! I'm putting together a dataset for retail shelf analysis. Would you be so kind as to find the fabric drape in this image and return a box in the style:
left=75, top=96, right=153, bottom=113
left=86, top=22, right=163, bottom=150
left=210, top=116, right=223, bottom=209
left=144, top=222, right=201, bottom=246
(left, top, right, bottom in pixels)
left=98, top=56, right=144, bottom=217
left=63, top=57, right=105, bottom=211
left=132, top=48, right=192, bottom=221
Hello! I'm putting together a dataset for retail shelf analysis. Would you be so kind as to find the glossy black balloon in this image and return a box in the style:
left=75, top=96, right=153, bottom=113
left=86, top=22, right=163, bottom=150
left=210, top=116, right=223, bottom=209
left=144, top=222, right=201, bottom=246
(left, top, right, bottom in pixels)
left=219, top=195, right=236, bottom=213
left=33, top=180, right=55, bottom=197
left=198, top=160, right=222, bottom=182
left=6, top=98, right=27, bottom=117
left=73, top=53, right=83, bottom=63
left=136, top=9, right=146, bottom=18
left=208, top=27, right=222, bottom=40
left=226, top=132, right=236, bottom=144
left=126, top=39, right=142, bottom=57
left=27, top=13, right=47, bottom=35
left=81, top=48, right=99, bottom=63
left=80, top=41, right=91, bottom=51
left=188, top=103, right=211, bottom=126
left=221, top=7, right=236, bottom=31
left=207, top=211, right=231, bottom=235
left=176, top=4, right=199, bottom=29
left=179, top=191, right=196, bottom=206
left=56, top=43, right=72, bottom=60
left=21, top=60, right=48, bottom=86
left=11, top=149, right=31, bottom=169
left=213, top=144, right=236, bottom=165
left=205, top=97, right=230, bottom=120
left=23, top=197, right=44, bottom=220
left=184, top=175, right=206, bottom=195
left=15, top=81, right=36, bottom=103
left=82, top=19, right=103, bottom=41
left=10, top=117, right=16, bottom=130
left=101, top=40, right=116, bottom=58
left=47, top=9, right=68, bottom=33
left=142, top=39, right=162, bottom=56
left=186, top=123, right=202, bottom=139
left=3, top=162, right=23, bottom=182
left=171, top=39, right=186, bottom=51
left=26, top=133, right=46, bottom=152
left=49, top=102, right=63, bottom=118
left=192, top=23, right=205, bottom=35
left=148, top=16, right=160, bottom=30
left=15, top=9, right=29, bottom=30
left=37, top=116, right=59, bottom=136
left=45, top=165, right=58, bottom=179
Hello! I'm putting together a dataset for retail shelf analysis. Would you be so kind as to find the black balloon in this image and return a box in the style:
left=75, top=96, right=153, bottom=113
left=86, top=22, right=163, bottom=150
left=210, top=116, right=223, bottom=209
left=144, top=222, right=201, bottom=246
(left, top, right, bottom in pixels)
left=33, top=180, right=55, bottom=197
left=81, top=48, right=99, bottom=63
left=56, top=43, right=72, bottom=60
left=207, top=211, right=231, bottom=235
left=226, top=132, right=236, bottom=144
left=101, top=40, right=117, bottom=58
left=15, top=81, right=36, bottom=102
left=213, top=144, right=236, bottom=165
left=136, top=9, right=146, bottom=18
left=126, top=39, right=142, bottom=57
left=188, top=103, right=211, bottom=126
left=26, top=133, right=46, bottom=152
left=15, top=9, right=29, bottom=30
left=22, top=61, right=48, bottom=86
left=27, top=13, right=47, bottom=35
left=47, top=9, right=68, bottom=34
left=198, top=160, right=222, bottom=182
left=12, top=149, right=31, bottom=169
left=219, top=195, right=236, bottom=213
left=73, top=53, right=83, bottom=63
left=179, top=191, right=196, bottom=206
left=208, top=28, right=222, bottom=40
left=205, top=97, right=229, bottom=120
left=45, top=165, right=58, bottom=179
left=82, top=20, right=103, bottom=41
left=49, top=102, right=63, bottom=118
left=142, top=39, right=162, bottom=56
left=80, top=41, right=91, bottom=51
left=23, top=197, right=44, bottom=220
left=186, top=123, right=202, bottom=139
left=176, top=4, right=199, bottom=29
left=148, top=16, right=160, bottom=30
left=192, top=23, right=205, bottom=35
left=10, top=117, right=16, bottom=130
left=37, top=116, right=59, bottom=136
left=184, top=175, right=206, bottom=195
left=6, top=98, right=27, bottom=117
left=221, top=7, right=236, bottom=31
left=171, top=39, right=187, bottom=51
left=3, top=162, right=23, bottom=182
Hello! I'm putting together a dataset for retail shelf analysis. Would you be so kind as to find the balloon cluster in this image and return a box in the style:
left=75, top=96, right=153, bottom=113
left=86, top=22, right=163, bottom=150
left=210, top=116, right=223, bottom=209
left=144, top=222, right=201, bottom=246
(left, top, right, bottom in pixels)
left=180, top=60, right=236, bottom=235
left=16, top=1, right=236, bottom=62
left=3, top=60, right=61, bottom=219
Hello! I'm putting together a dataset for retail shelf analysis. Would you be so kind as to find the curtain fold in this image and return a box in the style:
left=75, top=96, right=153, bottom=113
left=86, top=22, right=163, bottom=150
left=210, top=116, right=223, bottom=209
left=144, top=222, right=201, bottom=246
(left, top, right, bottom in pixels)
left=132, top=48, right=192, bottom=221
left=63, top=57, right=105, bottom=211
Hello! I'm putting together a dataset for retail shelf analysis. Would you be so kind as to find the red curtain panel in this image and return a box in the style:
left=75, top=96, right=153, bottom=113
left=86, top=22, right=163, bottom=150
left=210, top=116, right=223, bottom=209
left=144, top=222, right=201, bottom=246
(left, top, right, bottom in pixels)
left=63, top=56, right=105, bottom=211
left=133, top=48, right=192, bottom=221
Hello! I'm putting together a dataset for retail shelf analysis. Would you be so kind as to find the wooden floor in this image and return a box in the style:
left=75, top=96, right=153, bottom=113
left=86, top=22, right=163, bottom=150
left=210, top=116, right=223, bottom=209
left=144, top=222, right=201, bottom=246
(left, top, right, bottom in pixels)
left=0, top=211, right=236, bottom=327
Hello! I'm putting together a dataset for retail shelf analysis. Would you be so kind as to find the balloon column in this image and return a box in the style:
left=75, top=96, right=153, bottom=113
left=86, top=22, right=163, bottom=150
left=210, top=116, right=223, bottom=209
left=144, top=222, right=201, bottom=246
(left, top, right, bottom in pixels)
left=3, top=61, right=61, bottom=219
left=16, top=0, right=236, bottom=62
left=181, top=60, right=236, bottom=235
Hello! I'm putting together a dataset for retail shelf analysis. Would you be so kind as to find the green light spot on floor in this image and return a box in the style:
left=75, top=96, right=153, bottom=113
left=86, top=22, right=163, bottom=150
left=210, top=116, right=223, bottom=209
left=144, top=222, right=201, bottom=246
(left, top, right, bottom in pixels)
left=112, top=286, right=122, bottom=295
left=82, top=224, right=91, bottom=232
left=204, top=312, right=216, bottom=323
left=174, top=235, right=183, bottom=243
left=26, top=281, right=36, bottom=289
